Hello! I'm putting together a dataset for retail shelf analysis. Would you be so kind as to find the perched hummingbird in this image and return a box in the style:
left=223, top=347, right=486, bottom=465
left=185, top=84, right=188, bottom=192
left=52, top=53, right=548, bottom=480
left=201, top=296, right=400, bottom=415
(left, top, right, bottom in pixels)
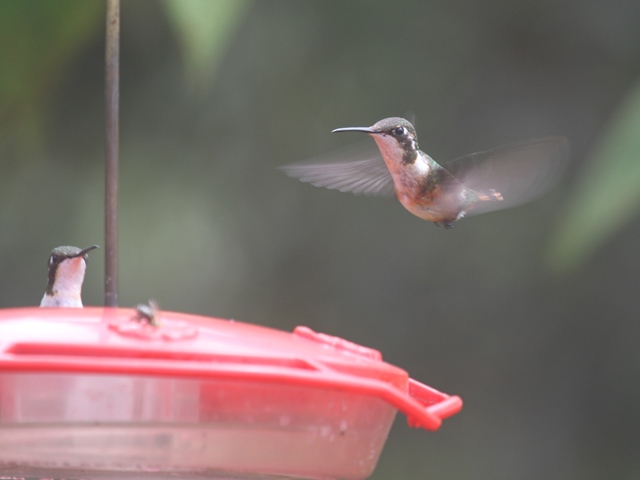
left=280, top=117, right=569, bottom=228
left=40, top=245, right=99, bottom=307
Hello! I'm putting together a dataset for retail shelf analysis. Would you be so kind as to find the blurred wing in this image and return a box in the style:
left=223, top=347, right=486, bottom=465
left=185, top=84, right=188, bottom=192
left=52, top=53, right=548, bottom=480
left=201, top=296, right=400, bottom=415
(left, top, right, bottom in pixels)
left=279, top=141, right=395, bottom=196
left=444, top=136, right=570, bottom=215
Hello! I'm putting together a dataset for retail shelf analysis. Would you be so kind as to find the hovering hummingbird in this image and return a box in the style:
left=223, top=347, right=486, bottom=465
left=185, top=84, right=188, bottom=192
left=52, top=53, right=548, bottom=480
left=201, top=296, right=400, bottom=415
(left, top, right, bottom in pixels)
left=280, top=117, right=569, bottom=228
left=40, top=245, right=99, bottom=307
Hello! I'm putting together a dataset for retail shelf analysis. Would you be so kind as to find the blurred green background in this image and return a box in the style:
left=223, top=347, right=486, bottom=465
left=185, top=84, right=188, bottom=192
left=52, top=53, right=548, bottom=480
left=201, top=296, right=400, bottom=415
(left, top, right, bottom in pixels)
left=1, top=1, right=640, bottom=479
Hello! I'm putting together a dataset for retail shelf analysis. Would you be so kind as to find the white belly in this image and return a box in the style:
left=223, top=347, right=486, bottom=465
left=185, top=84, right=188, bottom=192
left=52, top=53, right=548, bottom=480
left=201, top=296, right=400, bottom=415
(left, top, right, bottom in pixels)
left=40, top=293, right=83, bottom=307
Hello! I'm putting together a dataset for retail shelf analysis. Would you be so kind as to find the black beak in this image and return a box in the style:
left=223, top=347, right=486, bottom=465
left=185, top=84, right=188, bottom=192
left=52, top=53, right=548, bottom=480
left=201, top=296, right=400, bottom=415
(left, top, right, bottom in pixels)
left=74, top=245, right=100, bottom=258
left=332, top=126, right=375, bottom=134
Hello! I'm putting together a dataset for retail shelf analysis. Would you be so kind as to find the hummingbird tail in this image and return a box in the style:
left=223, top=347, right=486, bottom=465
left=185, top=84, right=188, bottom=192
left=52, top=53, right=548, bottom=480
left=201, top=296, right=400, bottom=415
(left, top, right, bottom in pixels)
left=477, top=189, right=504, bottom=202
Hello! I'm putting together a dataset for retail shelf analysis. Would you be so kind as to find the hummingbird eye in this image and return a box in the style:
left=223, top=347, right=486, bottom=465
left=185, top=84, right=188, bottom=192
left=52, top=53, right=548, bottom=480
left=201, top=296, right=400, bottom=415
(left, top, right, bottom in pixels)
left=393, top=127, right=406, bottom=136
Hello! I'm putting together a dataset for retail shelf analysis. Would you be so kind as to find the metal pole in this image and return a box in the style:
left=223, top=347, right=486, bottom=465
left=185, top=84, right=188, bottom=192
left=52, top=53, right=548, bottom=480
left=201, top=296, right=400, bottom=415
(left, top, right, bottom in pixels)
left=105, top=0, right=119, bottom=307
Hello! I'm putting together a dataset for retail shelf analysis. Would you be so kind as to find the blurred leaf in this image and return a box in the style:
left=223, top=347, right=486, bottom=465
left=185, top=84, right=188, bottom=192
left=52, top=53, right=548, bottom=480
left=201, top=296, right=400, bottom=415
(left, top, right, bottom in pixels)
left=548, top=79, right=640, bottom=271
left=162, top=0, right=251, bottom=91
left=0, top=0, right=102, bottom=149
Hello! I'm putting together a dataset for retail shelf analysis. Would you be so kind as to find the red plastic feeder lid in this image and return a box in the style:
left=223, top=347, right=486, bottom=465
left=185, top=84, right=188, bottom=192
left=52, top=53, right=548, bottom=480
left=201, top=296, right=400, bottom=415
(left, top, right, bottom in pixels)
left=0, top=307, right=462, bottom=480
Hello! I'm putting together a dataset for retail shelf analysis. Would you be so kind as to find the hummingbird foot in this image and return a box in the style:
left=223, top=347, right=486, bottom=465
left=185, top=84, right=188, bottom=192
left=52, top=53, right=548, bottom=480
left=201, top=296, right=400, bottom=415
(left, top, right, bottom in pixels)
left=434, top=221, right=457, bottom=229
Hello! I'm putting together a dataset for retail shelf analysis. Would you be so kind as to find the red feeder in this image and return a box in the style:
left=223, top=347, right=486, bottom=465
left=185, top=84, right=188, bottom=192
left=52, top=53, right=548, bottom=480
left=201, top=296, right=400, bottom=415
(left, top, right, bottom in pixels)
left=0, top=307, right=462, bottom=479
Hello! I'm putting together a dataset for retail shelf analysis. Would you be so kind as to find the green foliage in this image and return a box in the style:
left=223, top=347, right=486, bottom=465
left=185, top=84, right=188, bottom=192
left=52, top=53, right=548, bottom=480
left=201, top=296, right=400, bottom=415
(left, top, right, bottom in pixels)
left=162, top=0, right=251, bottom=92
left=0, top=0, right=250, bottom=150
left=0, top=1, right=102, bottom=148
left=549, top=80, right=640, bottom=271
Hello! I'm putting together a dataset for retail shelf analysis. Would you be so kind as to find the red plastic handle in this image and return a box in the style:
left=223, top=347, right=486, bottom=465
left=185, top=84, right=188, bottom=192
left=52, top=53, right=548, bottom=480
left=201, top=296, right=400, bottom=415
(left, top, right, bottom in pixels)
left=404, top=378, right=463, bottom=429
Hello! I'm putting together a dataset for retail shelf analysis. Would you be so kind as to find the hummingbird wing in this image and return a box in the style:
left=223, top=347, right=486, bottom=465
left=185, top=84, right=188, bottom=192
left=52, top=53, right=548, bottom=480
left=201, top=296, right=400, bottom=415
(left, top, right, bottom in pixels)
left=443, top=136, right=570, bottom=215
left=279, top=142, right=396, bottom=196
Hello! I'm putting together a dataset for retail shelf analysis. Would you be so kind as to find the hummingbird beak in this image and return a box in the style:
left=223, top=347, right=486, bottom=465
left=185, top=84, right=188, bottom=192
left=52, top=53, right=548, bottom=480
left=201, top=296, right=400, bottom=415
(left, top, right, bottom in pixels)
left=332, top=126, right=375, bottom=134
left=73, top=245, right=100, bottom=258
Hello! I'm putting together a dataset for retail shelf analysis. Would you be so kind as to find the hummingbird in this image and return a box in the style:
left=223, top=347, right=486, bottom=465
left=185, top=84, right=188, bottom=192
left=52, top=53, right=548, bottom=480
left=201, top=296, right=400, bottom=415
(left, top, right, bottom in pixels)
left=280, top=117, right=569, bottom=228
left=40, top=245, right=99, bottom=307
